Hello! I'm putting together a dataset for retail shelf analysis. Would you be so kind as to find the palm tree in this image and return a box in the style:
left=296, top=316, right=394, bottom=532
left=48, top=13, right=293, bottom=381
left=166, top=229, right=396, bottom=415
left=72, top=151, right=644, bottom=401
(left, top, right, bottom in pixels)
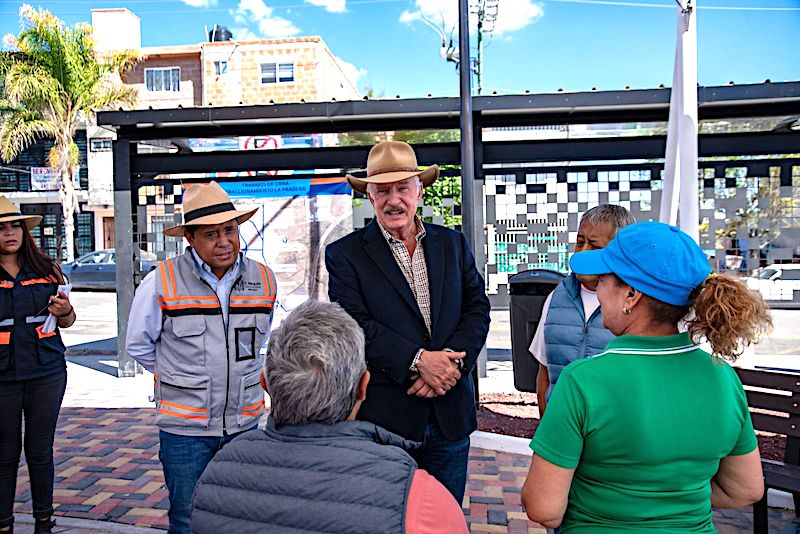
left=0, top=5, right=139, bottom=261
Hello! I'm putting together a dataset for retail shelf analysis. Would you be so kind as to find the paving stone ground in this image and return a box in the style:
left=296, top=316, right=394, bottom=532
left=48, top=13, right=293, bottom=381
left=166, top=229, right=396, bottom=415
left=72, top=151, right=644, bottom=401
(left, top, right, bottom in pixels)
left=11, top=407, right=798, bottom=533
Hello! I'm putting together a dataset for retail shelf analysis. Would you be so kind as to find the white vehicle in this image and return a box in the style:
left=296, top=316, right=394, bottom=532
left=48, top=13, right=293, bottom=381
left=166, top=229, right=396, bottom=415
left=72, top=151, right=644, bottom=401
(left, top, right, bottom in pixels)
left=747, top=264, right=800, bottom=309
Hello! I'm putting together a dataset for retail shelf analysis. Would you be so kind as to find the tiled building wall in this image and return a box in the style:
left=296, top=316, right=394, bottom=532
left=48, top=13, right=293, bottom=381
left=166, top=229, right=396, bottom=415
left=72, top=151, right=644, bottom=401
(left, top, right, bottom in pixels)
left=203, top=40, right=322, bottom=106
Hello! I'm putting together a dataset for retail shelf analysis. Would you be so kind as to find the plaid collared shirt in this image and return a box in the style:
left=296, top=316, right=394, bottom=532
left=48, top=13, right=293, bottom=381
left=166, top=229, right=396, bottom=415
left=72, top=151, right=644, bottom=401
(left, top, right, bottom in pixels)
left=378, top=217, right=431, bottom=334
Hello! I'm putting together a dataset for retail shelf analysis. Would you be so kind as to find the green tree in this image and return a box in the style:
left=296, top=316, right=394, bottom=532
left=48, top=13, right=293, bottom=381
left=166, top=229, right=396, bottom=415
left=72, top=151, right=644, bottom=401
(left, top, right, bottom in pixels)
left=0, top=5, right=139, bottom=261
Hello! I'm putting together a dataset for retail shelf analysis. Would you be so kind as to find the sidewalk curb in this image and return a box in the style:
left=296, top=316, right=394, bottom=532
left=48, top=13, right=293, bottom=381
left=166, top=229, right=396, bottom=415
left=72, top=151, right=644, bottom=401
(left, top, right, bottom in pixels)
left=471, top=431, right=796, bottom=512
left=471, top=430, right=531, bottom=456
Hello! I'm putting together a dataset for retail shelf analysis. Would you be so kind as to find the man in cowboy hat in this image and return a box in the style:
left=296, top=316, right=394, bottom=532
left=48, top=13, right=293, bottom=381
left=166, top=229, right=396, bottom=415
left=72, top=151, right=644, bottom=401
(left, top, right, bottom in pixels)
left=325, top=141, right=491, bottom=503
left=126, top=181, right=277, bottom=534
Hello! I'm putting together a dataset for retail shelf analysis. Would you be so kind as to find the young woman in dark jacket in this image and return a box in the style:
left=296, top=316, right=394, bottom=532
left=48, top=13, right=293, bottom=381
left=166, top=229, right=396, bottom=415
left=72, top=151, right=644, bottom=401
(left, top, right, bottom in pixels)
left=0, top=196, right=76, bottom=534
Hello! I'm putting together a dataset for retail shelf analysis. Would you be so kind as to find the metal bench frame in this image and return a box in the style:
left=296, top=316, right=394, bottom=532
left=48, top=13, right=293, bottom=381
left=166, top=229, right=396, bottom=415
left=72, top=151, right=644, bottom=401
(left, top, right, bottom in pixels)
left=735, top=368, right=800, bottom=534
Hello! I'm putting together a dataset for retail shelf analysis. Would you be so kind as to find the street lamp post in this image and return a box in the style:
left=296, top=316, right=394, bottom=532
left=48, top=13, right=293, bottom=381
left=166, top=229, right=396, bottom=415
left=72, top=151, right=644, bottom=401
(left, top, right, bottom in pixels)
left=459, top=0, right=476, bottom=251
left=458, top=0, right=488, bottom=385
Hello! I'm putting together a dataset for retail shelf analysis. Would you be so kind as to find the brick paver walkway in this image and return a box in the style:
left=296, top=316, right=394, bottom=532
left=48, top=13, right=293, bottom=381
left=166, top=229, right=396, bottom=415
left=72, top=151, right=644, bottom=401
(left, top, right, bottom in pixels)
left=12, top=407, right=798, bottom=533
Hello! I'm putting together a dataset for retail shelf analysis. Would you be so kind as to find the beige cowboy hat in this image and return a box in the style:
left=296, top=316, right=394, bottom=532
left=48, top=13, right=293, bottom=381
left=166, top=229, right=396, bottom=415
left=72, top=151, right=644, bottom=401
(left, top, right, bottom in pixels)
left=0, top=195, right=42, bottom=230
left=163, top=181, right=257, bottom=237
left=346, top=141, right=439, bottom=194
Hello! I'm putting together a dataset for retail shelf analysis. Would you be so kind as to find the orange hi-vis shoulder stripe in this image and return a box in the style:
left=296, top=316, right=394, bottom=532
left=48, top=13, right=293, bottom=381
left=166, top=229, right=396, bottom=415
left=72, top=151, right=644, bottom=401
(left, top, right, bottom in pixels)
left=159, top=262, right=171, bottom=299
left=21, top=275, right=58, bottom=286
left=166, top=259, right=177, bottom=296
left=257, top=263, right=276, bottom=300
left=158, top=259, right=222, bottom=316
left=0, top=281, right=13, bottom=289
left=157, top=259, right=178, bottom=299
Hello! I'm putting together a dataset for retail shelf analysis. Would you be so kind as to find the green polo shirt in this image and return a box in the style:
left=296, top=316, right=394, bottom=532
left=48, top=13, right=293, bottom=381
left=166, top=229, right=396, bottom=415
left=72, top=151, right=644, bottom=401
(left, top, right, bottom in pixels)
left=530, top=332, right=757, bottom=533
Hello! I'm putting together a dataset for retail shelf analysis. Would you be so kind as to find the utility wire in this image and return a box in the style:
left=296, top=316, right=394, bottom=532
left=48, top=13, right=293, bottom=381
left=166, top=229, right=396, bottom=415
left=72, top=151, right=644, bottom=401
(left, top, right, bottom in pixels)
left=2, top=0, right=800, bottom=14
left=546, top=0, right=800, bottom=9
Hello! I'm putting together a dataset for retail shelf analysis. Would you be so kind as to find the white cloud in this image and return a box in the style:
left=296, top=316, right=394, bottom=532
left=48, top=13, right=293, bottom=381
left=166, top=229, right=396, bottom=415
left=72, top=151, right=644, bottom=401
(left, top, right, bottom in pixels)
left=179, top=0, right=218, bottom=7
left=335, top=56, right=366, bottom=84
left=399, top=0, right=543, bottom=37
left=399, top=10, right=420, bottom=24
left=493, top=0, right=544, bottom=34
left=232, top=0, right=301, bottom=38
left=230, top=27, right=259, bottom=41
left=305, top=0, right=346, bottom=14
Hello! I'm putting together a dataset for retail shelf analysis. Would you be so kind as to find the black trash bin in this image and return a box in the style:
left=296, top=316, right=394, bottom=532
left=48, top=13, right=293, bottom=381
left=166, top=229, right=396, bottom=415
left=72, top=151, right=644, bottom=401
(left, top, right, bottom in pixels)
left=508, top=269, right=565, bottom=392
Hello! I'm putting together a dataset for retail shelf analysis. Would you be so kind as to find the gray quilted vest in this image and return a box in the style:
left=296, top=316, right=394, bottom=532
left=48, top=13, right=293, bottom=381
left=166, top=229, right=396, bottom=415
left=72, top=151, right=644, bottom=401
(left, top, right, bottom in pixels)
left=192, top=416, right=419, bottom=534
left=544, top=273, right=615, bottom=400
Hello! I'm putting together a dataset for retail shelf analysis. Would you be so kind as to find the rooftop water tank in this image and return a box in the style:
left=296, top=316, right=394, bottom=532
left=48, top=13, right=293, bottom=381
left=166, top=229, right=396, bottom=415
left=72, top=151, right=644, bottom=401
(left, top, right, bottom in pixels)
left=209, top=25, right=233, bottom=42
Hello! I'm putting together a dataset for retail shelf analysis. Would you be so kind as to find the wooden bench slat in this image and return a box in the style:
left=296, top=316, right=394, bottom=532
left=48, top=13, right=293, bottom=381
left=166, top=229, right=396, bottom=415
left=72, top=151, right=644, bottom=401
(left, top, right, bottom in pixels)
left=749, top=412, right=800, bottom=439
left=736, top=367, right=800, bottom=392
left=745, top=390, right=800, bottom=415
left=762, top=460, right=800, bottom=494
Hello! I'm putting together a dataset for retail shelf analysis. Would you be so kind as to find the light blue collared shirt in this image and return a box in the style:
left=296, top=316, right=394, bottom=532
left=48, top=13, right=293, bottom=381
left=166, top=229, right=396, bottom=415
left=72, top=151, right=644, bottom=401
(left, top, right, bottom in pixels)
left=126, top=249, right=243, bottom=373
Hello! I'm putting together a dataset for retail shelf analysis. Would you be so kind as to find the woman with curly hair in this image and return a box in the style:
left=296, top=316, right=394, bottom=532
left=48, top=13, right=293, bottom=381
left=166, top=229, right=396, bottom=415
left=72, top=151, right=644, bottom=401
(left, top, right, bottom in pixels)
left=0, top=196, right=76, bottom=534
left=522, top=221, right=771, bottom=533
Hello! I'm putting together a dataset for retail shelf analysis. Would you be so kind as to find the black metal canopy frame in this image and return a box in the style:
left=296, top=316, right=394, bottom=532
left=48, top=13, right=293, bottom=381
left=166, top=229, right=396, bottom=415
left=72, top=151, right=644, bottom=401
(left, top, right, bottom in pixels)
left=101, top=81, right=800, bottom=186
left=99, top=81, right=800, bottom=376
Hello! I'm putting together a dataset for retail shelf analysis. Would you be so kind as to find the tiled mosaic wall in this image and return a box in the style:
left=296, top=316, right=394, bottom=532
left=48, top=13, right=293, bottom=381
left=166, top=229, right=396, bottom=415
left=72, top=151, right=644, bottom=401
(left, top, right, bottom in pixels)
left=128, top=160, right=800, bottom=306
left=483, top=162, right=800, bottom=304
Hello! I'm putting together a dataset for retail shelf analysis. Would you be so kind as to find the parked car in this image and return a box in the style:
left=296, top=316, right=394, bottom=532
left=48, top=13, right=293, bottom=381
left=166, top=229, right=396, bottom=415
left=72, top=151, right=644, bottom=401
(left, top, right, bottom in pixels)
left=61, top=249, right=157, bottom=290
left=746, top=264, right=800, bottom=309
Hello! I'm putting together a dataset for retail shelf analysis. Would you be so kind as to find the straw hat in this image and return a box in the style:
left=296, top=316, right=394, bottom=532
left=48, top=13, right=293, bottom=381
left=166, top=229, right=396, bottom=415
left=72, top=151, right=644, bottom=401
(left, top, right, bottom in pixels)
left=0, top=195, right=42, bottom=230
left=346, top=141, right=439, bottom=194
left=163, top=181, right=257, bottom=237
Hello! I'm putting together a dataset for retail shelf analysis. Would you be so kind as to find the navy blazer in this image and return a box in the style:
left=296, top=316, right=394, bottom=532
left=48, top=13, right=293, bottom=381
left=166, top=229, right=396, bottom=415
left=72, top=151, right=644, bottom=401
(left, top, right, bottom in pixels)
left=325, top=220, right=491, bottom=442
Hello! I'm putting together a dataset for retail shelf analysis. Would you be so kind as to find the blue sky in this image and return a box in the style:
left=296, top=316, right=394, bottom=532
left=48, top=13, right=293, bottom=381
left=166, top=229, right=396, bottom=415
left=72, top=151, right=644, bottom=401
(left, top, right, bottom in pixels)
left=2, top=0, right=799, bottom=98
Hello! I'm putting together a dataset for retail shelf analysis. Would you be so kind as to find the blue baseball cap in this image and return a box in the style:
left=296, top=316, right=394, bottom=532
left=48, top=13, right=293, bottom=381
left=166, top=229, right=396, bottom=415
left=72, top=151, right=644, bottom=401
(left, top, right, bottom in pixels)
left=569, top=221, right=711, bottom=307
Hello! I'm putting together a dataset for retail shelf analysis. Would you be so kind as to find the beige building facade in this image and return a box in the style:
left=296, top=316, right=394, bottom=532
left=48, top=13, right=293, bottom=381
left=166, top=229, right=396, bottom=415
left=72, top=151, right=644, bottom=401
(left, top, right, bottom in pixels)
left=202, top=37, right=360, bottom=106
left=86, top=9, right=360, bottom=252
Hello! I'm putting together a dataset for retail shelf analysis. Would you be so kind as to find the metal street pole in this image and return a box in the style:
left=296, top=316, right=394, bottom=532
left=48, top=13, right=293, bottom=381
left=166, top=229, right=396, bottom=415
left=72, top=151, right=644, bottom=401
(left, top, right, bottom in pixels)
left=458, top=0, right=488, bottom=387
left=459, top=0, right=475, bottom=251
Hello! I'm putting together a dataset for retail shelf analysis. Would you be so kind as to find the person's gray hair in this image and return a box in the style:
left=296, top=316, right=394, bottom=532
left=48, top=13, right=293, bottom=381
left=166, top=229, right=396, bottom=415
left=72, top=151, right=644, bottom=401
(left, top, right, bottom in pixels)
left=580, top=204, right=636, bottom=237
left=265, top=301, right=366, bottom=426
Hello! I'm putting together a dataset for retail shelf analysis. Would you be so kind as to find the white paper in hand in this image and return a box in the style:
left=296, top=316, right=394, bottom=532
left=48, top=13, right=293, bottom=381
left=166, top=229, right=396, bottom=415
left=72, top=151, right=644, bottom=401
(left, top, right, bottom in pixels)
left=42, top=284, right=72, bottom=334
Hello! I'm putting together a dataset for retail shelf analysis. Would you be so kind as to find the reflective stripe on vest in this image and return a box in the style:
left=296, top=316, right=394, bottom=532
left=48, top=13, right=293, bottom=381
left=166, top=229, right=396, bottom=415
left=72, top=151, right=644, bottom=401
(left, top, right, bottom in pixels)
left=241, top=399, right=265, bottom=418
left=159, top=259, right=179, bottom=300
left=229, top=295, right=275, bottom=314
left=158, top=257, right=221, bottom=317
left=0, top=318, right=14, bottom=327
left=26, top=315, right=48, bottom=324
left=0, top=281, right=13, bottom=289
left=20, top=275, right=58, bottom=286
left=158, top=294, right=222, bottom=317
left=35, top=325, right=56, bottom=339
left=158, top=399, right=210, bottom=421
left=0, top=332, right=9, bottom=345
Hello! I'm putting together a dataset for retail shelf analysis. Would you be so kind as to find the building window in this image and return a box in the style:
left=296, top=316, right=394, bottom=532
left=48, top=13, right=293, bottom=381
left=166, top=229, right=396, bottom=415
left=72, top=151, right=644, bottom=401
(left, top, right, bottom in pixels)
left=260, top=62, right=294, bottom=84
left=145, top=67, right=180, bottom=92
left=90, top=139, right=112, bottom=152
left=214, top=60, right=228, bottom=75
